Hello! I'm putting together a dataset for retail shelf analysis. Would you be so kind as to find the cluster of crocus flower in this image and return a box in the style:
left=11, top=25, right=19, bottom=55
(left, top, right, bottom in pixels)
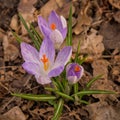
left=20, top=10, right=84, bottom=85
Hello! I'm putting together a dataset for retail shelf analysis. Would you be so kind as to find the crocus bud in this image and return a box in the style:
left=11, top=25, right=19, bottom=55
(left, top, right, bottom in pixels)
left=66, top=63, right=84, bottom=84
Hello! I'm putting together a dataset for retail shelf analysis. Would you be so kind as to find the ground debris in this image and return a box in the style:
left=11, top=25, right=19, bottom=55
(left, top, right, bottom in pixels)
left=3, top=106, right=26, bottom=120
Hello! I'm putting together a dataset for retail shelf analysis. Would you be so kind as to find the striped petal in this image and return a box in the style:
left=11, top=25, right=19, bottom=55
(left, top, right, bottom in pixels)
left=54, top=46, right=72, bottom=68
left=21, top=42, right=39, bottom=63
left=39, top=38, right=55, bottom=64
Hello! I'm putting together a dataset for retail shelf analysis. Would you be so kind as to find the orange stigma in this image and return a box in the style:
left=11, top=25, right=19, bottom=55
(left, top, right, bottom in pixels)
left=50, top=23, right=56, bottom=30
left=74, top=65, right=80, bottom=72
left=41, top=54, right=49, bottom=71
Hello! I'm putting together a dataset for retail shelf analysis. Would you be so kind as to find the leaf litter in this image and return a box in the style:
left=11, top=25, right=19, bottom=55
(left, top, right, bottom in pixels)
left=0, top=0, right=120, bottom=120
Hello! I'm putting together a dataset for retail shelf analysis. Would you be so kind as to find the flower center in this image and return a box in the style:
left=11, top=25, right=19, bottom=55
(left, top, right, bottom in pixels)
left=41, top=54, right=49, bottom=71
left=50, top=23, right=56, bottom=30
left=74, top=65, right=80, bottom=72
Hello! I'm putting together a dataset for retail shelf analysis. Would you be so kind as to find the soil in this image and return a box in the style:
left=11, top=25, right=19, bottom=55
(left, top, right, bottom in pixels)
left=0, top=0, right=120, bottom=120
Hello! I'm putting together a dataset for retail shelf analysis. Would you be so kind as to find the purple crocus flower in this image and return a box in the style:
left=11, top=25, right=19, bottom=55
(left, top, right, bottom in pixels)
left=38, top=10, right=67, bottom=49
left=66, top=63, right=84, bottom=84
left=21, top=38, right=72, bottom=85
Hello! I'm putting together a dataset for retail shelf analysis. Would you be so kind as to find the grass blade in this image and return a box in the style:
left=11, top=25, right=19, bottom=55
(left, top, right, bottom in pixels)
left=12, top=31, right=22, bottom=43
left=30, top=23, right=42, bottom=45
left=55, top=91, right=74, bottom=101
left=66, top=5, right=72, bottom=46
left=72, top=90, right=116, bottom=96
left=45, top=87, right=74, bottom=101
left=52, top=78, right=65, bottom=92
left=19, top=13, right=39, bottom=50
left=86, top=75, right=103, bottom=89
left=52, top=98, right=64, bottom=120
left=74, top=83, right=79, bottom=103
left=11, top=93, right=56, bottom=101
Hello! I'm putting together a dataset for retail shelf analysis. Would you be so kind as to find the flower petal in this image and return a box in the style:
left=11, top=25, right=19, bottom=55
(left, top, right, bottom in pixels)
left=21, top=42, right=39, bottom=63
left=67, top=76, right=78, bottom=84
left=54, top=46, right=72, bottom=68
left=22, top=62, right=40, bottom=75
left=60, top=16, right=67, bottom=39
left=39, top=38, right=55, bottom=64
left=60, top=16, right=67, bottom=28
left=61, top=28, right=67, bottom=39
left=40, top=25, right=51, bottom=37
left=38, top=16, right=51, bottom=37
left=35, top=75, right=51, bottom=85
left=38, top=16, right=48, bottom=29
left=50, top=29, right=64, bottom=49
left=48, top=11, right=62, bottom=31
left=48, top=66, right=64, bottom=77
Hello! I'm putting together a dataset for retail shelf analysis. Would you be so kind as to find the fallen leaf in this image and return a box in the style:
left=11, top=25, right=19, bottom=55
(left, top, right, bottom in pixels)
left=109, top=0, right=120, bottom=9
left=3, top=35, right=19, bottom=61
left=57, top=2, right=75, bottom=18
left=113, top=11, right=120, bottom=23
left=38, top=0, right=58, bottom=19
left=85, top=101, right=120, bottom=120
left=3, top=106, right=26, bottom=120
left=18, top=0, right=37, bottom=35
left=92, top=59, right=110, bottom=80
left=73, top=29, right=104, bottom=58
left=10, top=14, right=19, bottom=32
left=73, top=2, right=92, bottom=35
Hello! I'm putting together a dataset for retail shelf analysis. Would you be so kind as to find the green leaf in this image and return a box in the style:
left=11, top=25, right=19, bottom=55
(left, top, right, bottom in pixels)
left=18, top=13, right=39, bottom=50
left=30, top=23, right=42, bottom=45
left=48, top=100, right=56, bottom=107
left=12, top=31, right=22, bottom=43
left=86, top=75, right=103, bottom=89
left=55, top=91, right=74, bottom=101
left=52, top=78, right=65, bottom=92
left=45, top=88, right=74, bottom=101
left=80, top=100, right=89, bottom=105
left=11, top=93, right=56, bottom=101
left=73, top=83, right=79, bottom=102
left=52, top=98, right=64, bottom=120
left=72, top=90, right=116, bottom=96
left=45, top=87, right=56, bottom=92
left=66, top=5, right=72, bottom=46
left=74, top=83, right=78, bottom=94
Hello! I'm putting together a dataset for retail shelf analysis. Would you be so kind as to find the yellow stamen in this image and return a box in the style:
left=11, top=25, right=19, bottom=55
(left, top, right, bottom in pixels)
left=74, top=65, right=80, bottom=72
left=50, top=23, right=56, bottom=30
left=41, top=54, right=49, bottom=71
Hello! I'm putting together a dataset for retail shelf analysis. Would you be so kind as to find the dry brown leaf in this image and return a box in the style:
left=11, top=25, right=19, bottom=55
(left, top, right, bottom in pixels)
left=73, top=29, right=104, bottom=58
left=85, top=101, right=120, bottom=120
left=73, top=13, right=92, bottom=35
left=38, top=0, right=58, bottom=19
left=3, top=35, right=19, bottom=61
left=57, top=2, right=75, bottom=18
left=10, top=15, right=19, bottom=32
left=90, top=59, right=119, bottom=101
left=99, top=21, right=120, bottom=49
left=3, top=106, right=26, bottom=120
left=92, top=59, right=110, bottom=79
left=18, top=0, right=37, bottom=35
left=55, top=0, right=67, bottom=8
left=109, top=0, right=120, bottom=9
left=73, top=2, right=92, bottom=35
left=113, top=11, right=120, bottom=23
